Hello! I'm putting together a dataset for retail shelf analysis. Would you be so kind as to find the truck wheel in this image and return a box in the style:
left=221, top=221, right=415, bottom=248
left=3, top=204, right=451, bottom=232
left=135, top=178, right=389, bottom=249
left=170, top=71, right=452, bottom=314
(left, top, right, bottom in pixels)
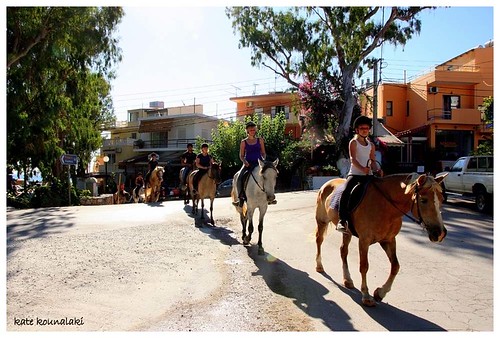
left=475, top=191, right=490, bottom=213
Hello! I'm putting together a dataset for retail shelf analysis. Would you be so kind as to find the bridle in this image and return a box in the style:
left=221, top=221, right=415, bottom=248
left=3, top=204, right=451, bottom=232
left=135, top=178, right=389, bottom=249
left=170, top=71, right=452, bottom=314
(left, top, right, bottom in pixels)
left=250, top=164, right=278, bottom=194
left=371, top=176, right=433, bottom=229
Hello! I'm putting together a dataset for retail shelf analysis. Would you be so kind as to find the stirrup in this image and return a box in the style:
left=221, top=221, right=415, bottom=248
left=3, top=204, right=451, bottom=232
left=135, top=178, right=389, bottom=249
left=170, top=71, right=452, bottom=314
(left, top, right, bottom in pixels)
left=268, top=199, right=277, bottom=205
left=336, top=220, right=348, bottom=233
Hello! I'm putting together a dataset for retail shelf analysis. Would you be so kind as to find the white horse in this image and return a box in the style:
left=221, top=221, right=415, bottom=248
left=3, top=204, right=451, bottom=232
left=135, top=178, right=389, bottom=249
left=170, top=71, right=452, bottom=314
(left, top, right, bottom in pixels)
left=232, top=158, right=279, bottom=255
left=132, top=186, right=145, bottom=203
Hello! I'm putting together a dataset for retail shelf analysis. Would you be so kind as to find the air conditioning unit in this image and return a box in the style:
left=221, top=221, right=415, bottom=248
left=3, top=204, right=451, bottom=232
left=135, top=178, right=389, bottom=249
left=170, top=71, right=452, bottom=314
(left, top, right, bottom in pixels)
left=246, top=101, right=254, bottom=108
left=429, top=86, right=439, bottom=94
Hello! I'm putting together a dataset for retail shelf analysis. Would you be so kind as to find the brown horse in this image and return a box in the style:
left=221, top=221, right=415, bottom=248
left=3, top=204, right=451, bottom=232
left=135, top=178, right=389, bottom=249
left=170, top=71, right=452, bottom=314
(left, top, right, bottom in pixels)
left=187, top=163, right=221, bottom=224
left=315, top=173, right=448, bottom=306
left=179, top=167, right=192, bottom=205
left=145, top=166, right=164, bottom=203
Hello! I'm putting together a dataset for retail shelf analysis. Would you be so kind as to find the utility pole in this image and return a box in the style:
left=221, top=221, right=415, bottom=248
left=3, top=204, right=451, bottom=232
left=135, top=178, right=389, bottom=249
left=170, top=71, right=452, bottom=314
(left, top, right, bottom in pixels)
left=372, top=59, right=379, bottom=137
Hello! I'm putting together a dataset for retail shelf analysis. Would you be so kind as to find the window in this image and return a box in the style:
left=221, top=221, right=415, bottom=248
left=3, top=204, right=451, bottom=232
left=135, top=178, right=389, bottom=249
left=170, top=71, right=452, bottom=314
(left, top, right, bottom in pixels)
left=386, top=101, right=393, bottom=116
left=443, top=95, right=460, bottom=119
left=272, top=106, right=290, bottom=119
left=131, top=133, right=137, bottom=139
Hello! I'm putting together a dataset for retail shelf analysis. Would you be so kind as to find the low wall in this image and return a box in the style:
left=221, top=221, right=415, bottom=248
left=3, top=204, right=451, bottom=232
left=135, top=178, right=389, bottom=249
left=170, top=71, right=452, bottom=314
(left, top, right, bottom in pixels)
left=80, top=194, right=114, bottom=206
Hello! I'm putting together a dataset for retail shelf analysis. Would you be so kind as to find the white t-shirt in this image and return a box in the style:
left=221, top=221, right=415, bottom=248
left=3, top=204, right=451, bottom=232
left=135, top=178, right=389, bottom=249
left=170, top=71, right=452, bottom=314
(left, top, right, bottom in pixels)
left=348, top=139, right=373, bottom=176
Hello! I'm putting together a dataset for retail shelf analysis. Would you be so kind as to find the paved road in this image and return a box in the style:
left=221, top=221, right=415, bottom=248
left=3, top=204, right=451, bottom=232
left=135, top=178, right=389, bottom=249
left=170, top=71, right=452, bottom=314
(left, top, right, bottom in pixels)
left=6, top=190, right=493, bottom=332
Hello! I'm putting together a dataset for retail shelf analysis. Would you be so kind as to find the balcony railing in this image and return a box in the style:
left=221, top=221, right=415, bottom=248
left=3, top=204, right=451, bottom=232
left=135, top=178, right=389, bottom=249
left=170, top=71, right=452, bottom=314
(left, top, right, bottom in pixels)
left=133, top=138, right=202, bottom=150
left=427, top=108, right=481, bottom=124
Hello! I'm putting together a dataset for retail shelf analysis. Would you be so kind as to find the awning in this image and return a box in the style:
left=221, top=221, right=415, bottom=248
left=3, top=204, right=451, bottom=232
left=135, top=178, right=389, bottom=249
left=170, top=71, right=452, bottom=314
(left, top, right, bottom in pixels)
left=138, top=118, right=175, bottom=133
left=374, top=123, right=404, bottom=147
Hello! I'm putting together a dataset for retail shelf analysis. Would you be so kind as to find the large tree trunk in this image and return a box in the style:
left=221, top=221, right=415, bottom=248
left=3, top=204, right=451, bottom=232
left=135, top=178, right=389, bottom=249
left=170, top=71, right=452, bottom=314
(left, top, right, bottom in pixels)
left=336, top=67, right=357, bottom=157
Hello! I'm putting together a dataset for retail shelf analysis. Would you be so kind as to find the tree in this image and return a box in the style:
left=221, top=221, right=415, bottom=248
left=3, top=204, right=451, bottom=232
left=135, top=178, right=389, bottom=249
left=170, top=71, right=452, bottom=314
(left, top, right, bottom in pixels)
left=475, top=96, right=493, bottom=155
left=226, top=6, right=431, bottom=153
left=7, top=7, right=123, bottom=183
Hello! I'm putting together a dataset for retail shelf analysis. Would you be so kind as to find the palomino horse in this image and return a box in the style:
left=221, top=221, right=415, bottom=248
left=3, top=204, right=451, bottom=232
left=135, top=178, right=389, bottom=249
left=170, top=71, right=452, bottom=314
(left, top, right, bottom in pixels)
left=179, top=167, right=192, bottom=205
left=232, top=158, right=279, bottom=255
left=315, top=173, right=448, bottom=306
left=145, top=166, right=164, bottom=203
left=187, top=163, right=221, bottom=224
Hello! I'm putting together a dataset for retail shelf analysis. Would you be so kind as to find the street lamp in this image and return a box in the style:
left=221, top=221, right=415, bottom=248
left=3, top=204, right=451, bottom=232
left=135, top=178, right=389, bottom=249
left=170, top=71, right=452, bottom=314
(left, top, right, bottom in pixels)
left=103, top=155, right=109, bottom=194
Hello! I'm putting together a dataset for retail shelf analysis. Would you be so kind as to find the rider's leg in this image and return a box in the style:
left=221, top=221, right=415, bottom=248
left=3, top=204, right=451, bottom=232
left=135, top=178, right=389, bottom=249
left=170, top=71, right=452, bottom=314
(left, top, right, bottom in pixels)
left=337, top=176, right=357, bottom=233
left=192, top=171, right=199, bottom=193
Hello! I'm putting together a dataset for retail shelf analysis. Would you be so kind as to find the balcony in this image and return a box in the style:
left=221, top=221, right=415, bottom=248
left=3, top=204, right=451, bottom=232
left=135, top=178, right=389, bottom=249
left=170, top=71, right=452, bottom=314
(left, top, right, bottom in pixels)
left=427, top=108, right=481, bottom=124
left=103, top=138, right=136, bottom=147
left=133, top=138, right=201, bottom=151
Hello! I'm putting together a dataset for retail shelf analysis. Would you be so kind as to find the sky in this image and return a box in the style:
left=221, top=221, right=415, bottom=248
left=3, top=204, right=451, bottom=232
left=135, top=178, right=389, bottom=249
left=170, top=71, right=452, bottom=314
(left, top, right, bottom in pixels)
left=107, top=3, right=495, bottom=122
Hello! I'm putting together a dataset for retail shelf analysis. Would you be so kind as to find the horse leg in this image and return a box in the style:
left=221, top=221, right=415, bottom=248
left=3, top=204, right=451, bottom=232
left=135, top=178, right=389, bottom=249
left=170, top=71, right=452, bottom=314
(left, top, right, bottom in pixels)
left=315, top=218, right=328, bottom=273
left=243, top=209, right=254, bottom=245
left=256, top=208, right=267, bottom=255
left=340, top=232, right=354, bottom=288
left=209, top=198, right=215, bottom=225
left=200, top=198, right=205, bottom=220
left=374, top=239, right=399, bottom=302
left=241, top=213, right=249, bottom=245
left=359, top=240, right=376, bottom=307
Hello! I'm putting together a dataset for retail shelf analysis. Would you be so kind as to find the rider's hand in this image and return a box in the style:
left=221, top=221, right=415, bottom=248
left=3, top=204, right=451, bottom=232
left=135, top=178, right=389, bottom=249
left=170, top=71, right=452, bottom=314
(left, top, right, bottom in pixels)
left=363, top=167, right=370, bottom=175
left=244, top=160, right=249, bottom=167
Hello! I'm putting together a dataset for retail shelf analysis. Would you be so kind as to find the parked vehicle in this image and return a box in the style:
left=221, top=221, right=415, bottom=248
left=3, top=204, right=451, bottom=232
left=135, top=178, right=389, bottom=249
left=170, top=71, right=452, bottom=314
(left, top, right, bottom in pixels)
left=216, top=179, right=233, bottom=197
left=437, top=155, right=493, bottom=212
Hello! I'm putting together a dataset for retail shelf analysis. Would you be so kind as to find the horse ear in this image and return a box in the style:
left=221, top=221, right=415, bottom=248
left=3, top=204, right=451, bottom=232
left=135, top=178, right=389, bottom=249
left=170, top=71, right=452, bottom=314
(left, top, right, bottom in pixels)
left=273, top=158, right=279, bottom=167
left=417, top=174, right=427, bottom=187
left=434, top=173, right=448, bottom=184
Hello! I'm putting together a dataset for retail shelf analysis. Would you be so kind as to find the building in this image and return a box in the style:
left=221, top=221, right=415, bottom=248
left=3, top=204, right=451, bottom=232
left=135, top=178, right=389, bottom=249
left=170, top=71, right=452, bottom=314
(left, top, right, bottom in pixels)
left=99, top=102, right=220, bottom=187
left=230, top=91, right=303, bottom=139
left=361, top=41, right=493, bottom=173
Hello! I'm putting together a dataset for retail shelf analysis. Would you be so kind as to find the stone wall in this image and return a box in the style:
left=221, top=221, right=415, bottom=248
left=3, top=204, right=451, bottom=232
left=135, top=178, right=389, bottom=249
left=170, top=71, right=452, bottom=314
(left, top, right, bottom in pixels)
left=80, top=194, right=114, bottom=206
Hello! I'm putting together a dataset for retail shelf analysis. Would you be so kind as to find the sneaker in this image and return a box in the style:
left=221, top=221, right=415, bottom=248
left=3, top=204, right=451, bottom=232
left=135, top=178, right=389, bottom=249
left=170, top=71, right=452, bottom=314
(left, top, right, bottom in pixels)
left=232, top=200, right=240, bottom=206
left=268, top=199, right=277, bottom=205
left=336, top=220, right=348, bottom=233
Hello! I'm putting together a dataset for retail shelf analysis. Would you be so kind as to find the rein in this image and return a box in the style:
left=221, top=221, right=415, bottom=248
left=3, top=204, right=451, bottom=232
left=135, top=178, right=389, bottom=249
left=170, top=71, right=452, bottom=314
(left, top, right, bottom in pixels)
left=370, top=178, right=424, bottom=226
left=250, top=165, right=277, bottom=193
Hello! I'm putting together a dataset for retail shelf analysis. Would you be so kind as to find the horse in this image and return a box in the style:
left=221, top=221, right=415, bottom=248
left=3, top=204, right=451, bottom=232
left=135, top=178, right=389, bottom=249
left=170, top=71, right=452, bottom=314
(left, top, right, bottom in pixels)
left=132, top=186, right=145, bottom=203
left=187, top=163, right=221, bottom=224
left=179, top=166, right=192, bottom=205
left=231, top=158, right=279, bottom=255
left=315, top=173, right=448, bottom=307
left=145, top=166, right=164, bottom=203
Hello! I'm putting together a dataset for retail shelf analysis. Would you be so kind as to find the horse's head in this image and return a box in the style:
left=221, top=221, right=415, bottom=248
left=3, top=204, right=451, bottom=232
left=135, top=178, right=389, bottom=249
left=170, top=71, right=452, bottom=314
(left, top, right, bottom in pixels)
left=209, top=162, right=222, bottom=184
left=155, top=166, right=164, bottom=182
left=258, top=158, right=279, bottom=203
left=401, top=173, right=448, bottom=243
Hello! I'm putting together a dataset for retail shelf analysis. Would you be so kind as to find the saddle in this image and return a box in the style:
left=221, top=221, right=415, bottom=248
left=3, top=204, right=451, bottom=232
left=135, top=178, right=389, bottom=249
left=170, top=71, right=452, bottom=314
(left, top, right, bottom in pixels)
left=330, top=177, right=375, bottom=237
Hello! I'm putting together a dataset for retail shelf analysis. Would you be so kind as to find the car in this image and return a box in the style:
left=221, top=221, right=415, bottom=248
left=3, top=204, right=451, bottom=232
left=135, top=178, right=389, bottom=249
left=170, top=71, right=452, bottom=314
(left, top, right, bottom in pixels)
left=216, top=179, right=233, bottom=197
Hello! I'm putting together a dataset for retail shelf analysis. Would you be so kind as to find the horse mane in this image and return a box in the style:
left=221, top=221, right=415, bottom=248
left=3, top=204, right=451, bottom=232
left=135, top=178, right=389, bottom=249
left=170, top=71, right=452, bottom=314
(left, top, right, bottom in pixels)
left=399, top=172, right=442, bottom=195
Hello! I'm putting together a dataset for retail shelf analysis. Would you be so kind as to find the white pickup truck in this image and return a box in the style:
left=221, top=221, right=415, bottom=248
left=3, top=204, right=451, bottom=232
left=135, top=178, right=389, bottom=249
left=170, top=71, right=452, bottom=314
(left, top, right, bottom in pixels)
left=438, top=155, right=493, bottom=212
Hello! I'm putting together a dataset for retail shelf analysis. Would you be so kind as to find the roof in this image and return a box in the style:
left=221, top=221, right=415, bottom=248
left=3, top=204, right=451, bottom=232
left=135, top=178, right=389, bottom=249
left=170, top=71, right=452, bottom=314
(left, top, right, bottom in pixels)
left=138, top=114, right=219, bottom=133
left=373, top=123, right=404, bottom=147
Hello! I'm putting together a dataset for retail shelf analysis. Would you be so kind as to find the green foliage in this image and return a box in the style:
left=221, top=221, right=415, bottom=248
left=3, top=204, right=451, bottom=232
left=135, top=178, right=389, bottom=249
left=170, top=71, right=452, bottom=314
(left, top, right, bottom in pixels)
left=7, top=7, right=123, bottom=181
left=480, top=96, right=493, bottom=126
left=209, top=114, right=289, bottom=177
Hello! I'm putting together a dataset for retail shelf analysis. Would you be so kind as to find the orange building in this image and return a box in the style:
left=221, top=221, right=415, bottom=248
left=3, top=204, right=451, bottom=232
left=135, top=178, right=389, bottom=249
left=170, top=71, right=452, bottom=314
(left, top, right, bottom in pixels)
left=230, top=91, right=303, bottom=139
left=361, top=41, right=493, bottom=173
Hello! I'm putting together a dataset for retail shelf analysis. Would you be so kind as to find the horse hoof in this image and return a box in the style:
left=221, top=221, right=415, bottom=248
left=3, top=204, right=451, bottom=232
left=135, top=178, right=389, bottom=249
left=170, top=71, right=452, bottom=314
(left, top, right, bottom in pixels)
left=344, top=280, right=355, bottom=289
left=362, top=296, right=376, bottom=307
left=258, top=247, right=265, bottom=255
left=316, top=265, right=325, bottom=273
left=374, top=288, right=383, bottom=302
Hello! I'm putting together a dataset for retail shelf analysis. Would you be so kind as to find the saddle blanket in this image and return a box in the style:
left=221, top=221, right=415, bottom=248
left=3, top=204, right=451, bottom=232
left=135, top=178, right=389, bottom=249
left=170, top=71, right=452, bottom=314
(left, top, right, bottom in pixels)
left=329, top=182, right=347, bottom=211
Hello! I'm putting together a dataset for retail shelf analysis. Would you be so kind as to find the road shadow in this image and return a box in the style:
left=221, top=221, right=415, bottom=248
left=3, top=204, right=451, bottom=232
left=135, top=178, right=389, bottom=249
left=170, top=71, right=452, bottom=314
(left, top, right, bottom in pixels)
left=319, top=272, right=446, bottom=331
left=6, top=207, right=77, bottom=257
left=246, top=247, right=355, bottom=331
left=247, top=247, right=446, bottom=331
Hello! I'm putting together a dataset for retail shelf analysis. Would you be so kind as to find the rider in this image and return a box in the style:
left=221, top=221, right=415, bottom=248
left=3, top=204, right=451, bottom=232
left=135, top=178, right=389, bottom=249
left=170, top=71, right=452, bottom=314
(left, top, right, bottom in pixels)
left=134, top=172, right=144, bottom=196
left=336, top=115, right=382, bottom=233
left=232, top=121, right=276, bottom=207
left=144, top=152, right=159, bottom=189
left=180, top=143, right=197, bottom=186
left=191, top=143, right=215, bottom=195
